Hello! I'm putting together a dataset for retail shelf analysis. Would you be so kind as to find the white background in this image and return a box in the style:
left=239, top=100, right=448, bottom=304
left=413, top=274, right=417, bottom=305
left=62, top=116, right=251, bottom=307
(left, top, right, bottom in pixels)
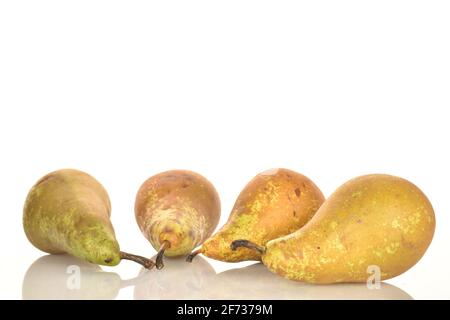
left=0, top=1, right=449, bottom=299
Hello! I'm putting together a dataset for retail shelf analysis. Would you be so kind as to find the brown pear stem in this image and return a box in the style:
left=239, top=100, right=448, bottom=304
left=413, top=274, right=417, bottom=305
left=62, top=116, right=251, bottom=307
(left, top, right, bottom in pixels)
left=186, top=248, right=202, bottom=263
left=120, top=251, right=155, bottom=269
left=155, top=240, right=170, bottom=270
left=230, top=240, right=266, bottom=254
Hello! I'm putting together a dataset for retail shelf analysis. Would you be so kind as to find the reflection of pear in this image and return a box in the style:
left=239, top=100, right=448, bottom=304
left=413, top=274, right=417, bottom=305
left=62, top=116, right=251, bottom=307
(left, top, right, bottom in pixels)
left=22, top=255, right=123, bottom=300
left=301, top=282, right=413, bottom=300
left=133, top=256, right=216, bottom=300
left=208, top=263, right=412, bottom=300
left=24, top=169, right=153, bottom=269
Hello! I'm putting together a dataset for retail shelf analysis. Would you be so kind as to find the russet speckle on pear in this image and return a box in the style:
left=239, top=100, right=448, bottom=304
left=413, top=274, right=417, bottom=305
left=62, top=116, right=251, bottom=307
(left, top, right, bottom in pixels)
left=23, top=169, right=154, bottom=269
left=197, top=168, right=325, bottom=262
left=233, top=174, right=435, bottom=284
left=135, top=170, right=221, bottom=268
left=207, top=263, right=412, bottom=299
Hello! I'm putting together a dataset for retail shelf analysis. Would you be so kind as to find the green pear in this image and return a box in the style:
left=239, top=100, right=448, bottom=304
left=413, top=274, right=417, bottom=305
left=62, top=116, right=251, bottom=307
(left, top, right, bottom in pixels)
left=232, top=174, right=435, bottom=283
left=23, top=169, right=153, bottom=268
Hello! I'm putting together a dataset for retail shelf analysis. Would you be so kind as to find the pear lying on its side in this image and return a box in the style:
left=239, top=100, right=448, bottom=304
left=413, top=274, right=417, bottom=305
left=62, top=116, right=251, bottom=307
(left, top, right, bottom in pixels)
left=232, top=174, right=435, bottom=283
left=24, top=169, right=153, bottom=269
left=133, top=256, right=216, bottom=300
left=190, top=168, right=324, bottom=262
left=135, top=170, right=220, bottom=269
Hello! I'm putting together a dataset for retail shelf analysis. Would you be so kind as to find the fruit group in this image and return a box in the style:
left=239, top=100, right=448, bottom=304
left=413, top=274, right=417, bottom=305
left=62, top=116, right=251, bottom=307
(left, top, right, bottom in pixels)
left=135, top=170, right=220, bottom=269
left=190, top=168, right=324, bottom=262
left=232, top=174, right=435, bottom=283
left=23, top=169, right=154, bottom=268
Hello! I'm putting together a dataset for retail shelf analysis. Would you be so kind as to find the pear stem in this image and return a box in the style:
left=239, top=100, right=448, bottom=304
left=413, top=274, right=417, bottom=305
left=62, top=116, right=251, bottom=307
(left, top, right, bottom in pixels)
left=155, top=240, right=170, bottom=270
left=186, top=249, right=202, bottom=263
left=120, top=251, right=155, bottom=269
left=230, top=240, right=266, bottom=254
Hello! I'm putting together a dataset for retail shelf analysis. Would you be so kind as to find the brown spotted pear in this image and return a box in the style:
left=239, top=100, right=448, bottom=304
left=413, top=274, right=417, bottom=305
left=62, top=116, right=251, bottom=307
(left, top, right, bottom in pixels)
left=23, top=169, right=154, bottom=269
left=135, top=170, right=220, bottom=269
left=188, top=168, right=324, bottom=262
left=232, top=174, right=435, bottom=283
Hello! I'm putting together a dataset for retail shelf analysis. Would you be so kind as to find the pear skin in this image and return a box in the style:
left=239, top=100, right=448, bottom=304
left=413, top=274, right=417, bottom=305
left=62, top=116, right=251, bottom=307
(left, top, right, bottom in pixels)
left=135, top=170, right=220, bottom=269
left=232, top=174, right=435, bottom=283
left=24, top=169, right=153, bottom=268
left=195, top=168, right=324, bottom=262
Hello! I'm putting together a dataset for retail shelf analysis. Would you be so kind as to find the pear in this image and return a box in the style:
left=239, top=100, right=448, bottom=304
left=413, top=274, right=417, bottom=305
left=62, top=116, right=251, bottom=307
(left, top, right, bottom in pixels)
left=135, top=170, right=220, bottom=269
left=23, top=169, right=154, bottom=269
left=188, top=168, right=324, bottom=262
left=232, top=174, right=435, bottom=283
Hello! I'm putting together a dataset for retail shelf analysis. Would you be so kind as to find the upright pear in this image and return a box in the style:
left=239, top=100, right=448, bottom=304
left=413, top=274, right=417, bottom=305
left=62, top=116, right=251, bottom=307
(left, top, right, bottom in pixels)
left=188, top=168, right=325, bottom=262
left=135, top=170, right=220, bottom=269
left=232, top=174, right=435, bottom=283
left=24, top=169, right=154, bottom=269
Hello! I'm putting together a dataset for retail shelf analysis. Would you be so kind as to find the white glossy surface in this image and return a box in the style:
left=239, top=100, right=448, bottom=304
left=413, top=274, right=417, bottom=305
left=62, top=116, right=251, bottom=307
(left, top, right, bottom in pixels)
left=1, top=1, right=450, bottom=299
left=21, top=255, right=413, bottom=300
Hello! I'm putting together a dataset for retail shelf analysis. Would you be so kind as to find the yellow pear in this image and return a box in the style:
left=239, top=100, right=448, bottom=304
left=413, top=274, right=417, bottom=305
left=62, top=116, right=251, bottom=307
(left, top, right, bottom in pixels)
left=189, top=168, right=324, bottom=262
left=232, top=174, right=435, bottom=283
left=24, top=169, right=154, bottom=269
